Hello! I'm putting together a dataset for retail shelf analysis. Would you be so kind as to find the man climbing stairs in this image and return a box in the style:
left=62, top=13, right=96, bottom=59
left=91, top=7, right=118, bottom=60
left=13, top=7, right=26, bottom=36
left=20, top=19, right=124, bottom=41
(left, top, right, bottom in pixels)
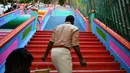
left=25, top=30, right=126, bottom=73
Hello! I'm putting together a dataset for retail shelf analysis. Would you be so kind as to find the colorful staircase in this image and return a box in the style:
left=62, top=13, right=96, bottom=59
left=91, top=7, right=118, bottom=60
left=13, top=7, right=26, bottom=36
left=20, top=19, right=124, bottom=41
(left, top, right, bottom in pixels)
left=25, top=30, right=126, bottom=73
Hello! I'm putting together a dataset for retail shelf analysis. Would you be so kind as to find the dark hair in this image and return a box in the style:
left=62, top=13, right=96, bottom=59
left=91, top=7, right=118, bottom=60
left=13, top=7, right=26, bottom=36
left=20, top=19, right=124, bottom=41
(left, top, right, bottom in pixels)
left=4, top=48, right=34, bottom=73
left=65, top=15, right=75, bottom=24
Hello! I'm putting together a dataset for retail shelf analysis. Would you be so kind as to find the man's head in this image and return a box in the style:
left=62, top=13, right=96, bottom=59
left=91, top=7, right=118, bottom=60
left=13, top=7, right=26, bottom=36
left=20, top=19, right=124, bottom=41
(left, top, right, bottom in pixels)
left=65, top=15, right=75, bottom=24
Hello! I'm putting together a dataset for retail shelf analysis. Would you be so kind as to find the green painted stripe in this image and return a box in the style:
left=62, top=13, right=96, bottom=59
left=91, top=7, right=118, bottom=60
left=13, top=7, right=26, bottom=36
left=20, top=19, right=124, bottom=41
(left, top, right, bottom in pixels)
left=96, top=27, right=106, bottom=41
left=90, top=23, right=92, bottom=31
left=53, top=11, right=73, bottom=16
left=22, top=26, right=32, bottom=40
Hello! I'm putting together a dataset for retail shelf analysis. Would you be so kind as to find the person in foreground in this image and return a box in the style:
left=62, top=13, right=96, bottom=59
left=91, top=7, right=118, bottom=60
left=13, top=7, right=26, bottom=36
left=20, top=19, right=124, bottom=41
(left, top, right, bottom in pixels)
left=4, top=48, right=34, bottom=73
left=42, top=15, right=87, bottom=73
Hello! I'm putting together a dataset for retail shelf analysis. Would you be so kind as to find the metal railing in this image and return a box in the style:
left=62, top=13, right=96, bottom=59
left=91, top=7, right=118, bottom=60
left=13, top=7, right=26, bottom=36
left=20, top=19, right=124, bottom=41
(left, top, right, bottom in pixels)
left=94, top=0, right=130, bottom=41
left=70, top=0, right=130, bottom=41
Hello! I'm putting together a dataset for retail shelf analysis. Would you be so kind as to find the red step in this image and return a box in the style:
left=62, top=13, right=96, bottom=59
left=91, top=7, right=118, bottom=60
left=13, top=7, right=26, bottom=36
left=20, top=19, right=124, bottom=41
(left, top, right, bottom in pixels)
left=31, top=70, right=126, bottom=73
left=25, top=46, right=106, bottom=51
left=79, top=38, right=100, bottom=41
left=30, top=38, right=100, bottom=41
left=30, top=62, right=120, bottom=70
left=36, top=30, right=52, bottom=32
left=35, top=31, right=93, bottom=33
left=25, top=31, right=126, bottom=73
left=28, top=41, right=103, bottom=45
left=35, top=32, right=95, bottom=36
left=29, top=50, right=110, bottom=56
left=26, top=44, right=105, bottom=48
left=25, top=45, right=106, bottom=50
left=35, top=32, right=53, bottom=35
left=33, top=55, right=114, bottom=62
left=33, top=35, right=97, bottom=38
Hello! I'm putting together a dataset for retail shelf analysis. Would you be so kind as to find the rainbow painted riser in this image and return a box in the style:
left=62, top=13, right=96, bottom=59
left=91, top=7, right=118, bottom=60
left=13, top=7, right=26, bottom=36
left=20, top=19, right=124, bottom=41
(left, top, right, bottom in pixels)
left=40, top=7, right=54, bottom=30
left=43, top=7, right=87, bottom=31
left=38, top=10, right=49, bottom=30
left=30, top=7, right=52, bottom=30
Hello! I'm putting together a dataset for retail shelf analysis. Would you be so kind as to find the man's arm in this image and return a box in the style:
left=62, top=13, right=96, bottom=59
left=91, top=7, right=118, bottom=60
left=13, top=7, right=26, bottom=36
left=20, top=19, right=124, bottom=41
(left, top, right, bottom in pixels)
left=73, top=45, right=83, bottom=60
left=44, top=41, right=54, bottom=56
left=73, top=45, right=86, bottom=67
left=42, top=29, right=55, bottom=61
left=72, top=30, right=87, bottom=67
left=42, top=41, right=54, bottom=61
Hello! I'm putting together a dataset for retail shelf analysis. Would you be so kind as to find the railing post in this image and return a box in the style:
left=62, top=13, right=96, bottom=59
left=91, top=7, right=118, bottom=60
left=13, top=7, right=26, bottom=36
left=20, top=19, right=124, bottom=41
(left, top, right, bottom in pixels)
left=75, top=6, right=78, bottom=16
left=90, top=10, right=95, bottom=33
left=86, top=17, right=90, bottom=32
left=76, top=6, right=78, bottom=12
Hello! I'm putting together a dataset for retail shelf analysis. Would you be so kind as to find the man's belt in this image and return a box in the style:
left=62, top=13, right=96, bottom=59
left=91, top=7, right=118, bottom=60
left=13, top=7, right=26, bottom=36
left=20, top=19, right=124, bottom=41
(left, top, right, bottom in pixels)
left=53, top=45, right=70, bottom=50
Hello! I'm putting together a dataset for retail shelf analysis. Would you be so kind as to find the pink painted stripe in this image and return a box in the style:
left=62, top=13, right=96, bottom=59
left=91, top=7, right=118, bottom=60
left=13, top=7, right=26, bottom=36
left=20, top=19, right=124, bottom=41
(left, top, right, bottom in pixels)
left=0, top=32, right=9, bottom=35
left=0, top=36, right=3, bottom=38
left=110, top=40, right=130, bottom=66
left=0, top=39, right=18, bottom=64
